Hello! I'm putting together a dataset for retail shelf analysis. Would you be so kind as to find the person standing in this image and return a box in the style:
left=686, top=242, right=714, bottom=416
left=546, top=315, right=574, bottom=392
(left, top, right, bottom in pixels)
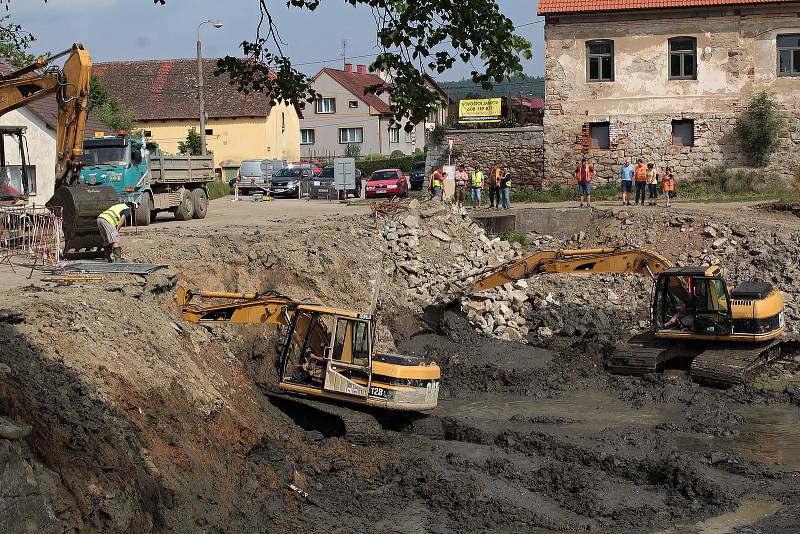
left=97, top=203, right=131, bottom=263
left=453, top=165, right=468, bottom=209
left=634, top=159, right=647, bottom=206
left=662, top=166, right=675, bottom=208
left=487, top=166, right=499, bottom=209
left=430, top=166, right=444, bottom=200
left=646, top=162, right=659, bottom=206
left=574, top=158, right=594, bottom=207
left=620, top=158, right=634, bottom=206
left=470, top=167, right=484, bottom=209
left=499, top=168, right=512, bottom=209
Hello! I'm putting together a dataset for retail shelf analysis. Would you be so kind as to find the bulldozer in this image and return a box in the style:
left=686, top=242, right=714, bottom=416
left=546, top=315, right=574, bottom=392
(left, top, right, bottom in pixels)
left=432, top=246, right=794, bottom=387
left=177, top=283, right=441, bottom=419
left=0, top=43, right=119, bottom=253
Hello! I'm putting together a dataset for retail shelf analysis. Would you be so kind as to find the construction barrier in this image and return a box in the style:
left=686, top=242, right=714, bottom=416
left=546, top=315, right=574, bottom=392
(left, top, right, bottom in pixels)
left=0, top=205, right=63, bottom=270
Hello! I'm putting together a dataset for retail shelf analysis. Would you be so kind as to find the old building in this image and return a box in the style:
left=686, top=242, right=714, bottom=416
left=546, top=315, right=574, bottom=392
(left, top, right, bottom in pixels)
left=538, top=0, right=800, bottom=185
left=94, top=59, right=301, bottom=169
left=300, top=65, right=448, bottom=159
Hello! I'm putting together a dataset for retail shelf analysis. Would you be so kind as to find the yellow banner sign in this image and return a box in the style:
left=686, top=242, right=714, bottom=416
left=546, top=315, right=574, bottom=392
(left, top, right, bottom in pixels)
left=458, top=98, right=502, bottom=123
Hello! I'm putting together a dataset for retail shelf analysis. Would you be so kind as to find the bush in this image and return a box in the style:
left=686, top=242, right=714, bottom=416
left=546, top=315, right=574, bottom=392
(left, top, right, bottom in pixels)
left=390, top=150, right=406, bottom=158
left=698, top=166, right=762, bottom=193
left=356, top=155, right=422, bottom=176
left=207, top=180, right=231, bottom=200
left=737, top=92, right=784, bottom=166
left=497, top=231, right=527, bottom=247
left=344, top=144, right=361, bottom=158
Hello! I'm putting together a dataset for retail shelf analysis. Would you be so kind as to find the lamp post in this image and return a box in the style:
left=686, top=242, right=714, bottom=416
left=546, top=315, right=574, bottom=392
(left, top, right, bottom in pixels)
left=197, top=19, right=223, bottom=156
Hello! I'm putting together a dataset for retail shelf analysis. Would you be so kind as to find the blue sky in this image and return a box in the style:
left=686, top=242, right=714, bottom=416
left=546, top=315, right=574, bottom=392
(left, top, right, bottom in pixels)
left=10, top=0, right=544, bottom=80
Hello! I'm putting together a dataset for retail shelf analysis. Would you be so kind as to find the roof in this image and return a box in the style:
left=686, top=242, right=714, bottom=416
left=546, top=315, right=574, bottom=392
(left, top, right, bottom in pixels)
left=509, top=96, right=545, bottom=109
left=0, top=59, right=106, bottom=133
left=316, top=67, right=392, bottom=114
left=94, top=58, right=273, bottom=121
left=537, top=0, right=793, bottom=15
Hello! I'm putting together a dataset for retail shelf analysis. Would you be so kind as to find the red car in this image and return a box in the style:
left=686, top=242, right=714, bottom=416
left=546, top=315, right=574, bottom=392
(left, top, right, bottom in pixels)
left=290, top=161, right=322, bottom=175
left=365, top=168, right=408, bottom=198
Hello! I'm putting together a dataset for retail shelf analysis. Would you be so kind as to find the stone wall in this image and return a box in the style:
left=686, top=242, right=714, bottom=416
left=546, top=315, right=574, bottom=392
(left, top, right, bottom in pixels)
left=542, top=4, right=800, bottom=187
left=427, top=126, right=544, bottom=189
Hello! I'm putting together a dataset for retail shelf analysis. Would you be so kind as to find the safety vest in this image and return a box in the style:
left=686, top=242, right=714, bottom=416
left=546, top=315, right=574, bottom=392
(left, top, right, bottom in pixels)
left=501, top=173, right=512, bottom=188
left=471, top=171, right=483, bottom=188
left=576, top=164, right=592, bottom=183
left=431, top=171, right=443, bottom=188
left=494, top=168, right=501, bottom=187
left=99, top=203, right=129, bottom=227
left=663, top=173, right=675, bottom=191
left=634, top=165, right=647, bottom=182
left=647, top=168, right=658, bottom=185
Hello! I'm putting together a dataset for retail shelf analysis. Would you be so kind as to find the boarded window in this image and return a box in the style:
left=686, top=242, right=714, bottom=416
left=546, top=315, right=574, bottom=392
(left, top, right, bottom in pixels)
left=672, top=119, right=694, bottom=146
left=204, top=128, right=213, bottom=136
left=586, top=40, right=614, bottom=82
left=778, top=34, right=800, bottom=75
left=590, top=122, right=610, bottom=149
left=669, top=37, right=697, bottom=80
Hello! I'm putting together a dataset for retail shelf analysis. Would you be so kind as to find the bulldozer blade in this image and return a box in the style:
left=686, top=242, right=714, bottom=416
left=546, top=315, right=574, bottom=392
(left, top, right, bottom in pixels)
left=47, top=185, right=119, bottom=255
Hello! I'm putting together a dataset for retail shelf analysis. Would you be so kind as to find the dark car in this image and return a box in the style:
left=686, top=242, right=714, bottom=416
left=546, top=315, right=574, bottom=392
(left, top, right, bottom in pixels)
left=309, top=166, right=336, bottom=199
left=409, top=160, right=426, bottom=190
left=270, top=168, right=314, bottom=198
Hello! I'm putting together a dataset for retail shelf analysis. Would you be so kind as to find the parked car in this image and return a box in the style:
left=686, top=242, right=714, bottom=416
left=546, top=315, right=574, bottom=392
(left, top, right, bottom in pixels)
left=271, top=168, right=314, bottom=198
left=365, top=168, right=408, bottom=198
left=409, top=160, right=427, bottom=190
left=289, top=161, right=322, bottom=175
left=236, top=159, right=266, bottom=195
left=309, top=166, right=335, bottom=199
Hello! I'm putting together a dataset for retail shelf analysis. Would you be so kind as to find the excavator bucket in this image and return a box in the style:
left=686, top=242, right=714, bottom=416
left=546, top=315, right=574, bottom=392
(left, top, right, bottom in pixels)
left=46, top=185, right=119, bottom=255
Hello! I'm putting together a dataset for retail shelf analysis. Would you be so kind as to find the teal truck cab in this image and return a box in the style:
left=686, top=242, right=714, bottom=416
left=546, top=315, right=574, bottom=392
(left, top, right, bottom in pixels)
left=80, top=133, right=215, bottom=226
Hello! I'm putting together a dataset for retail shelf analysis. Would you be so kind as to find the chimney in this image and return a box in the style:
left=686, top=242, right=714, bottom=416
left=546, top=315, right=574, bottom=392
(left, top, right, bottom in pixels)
left=344, top=63, right=353, bottom=72
left=356, top=64, right=366, bottom=75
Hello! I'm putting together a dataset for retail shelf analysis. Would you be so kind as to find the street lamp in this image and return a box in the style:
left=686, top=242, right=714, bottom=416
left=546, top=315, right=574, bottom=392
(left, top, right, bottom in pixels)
left=197, top=19, right=223, bottom=156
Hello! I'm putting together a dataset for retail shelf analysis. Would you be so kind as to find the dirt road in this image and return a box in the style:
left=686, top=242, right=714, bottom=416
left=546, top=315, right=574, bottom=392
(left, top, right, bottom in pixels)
left=0, top=195, right=799, bottom=532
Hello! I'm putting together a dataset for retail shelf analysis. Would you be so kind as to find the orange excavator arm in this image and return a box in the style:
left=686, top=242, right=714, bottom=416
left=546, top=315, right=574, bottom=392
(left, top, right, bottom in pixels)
left=0, top=44, right=92, bottom=188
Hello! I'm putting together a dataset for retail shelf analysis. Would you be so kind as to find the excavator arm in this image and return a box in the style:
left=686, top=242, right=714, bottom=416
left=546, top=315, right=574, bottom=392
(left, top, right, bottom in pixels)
left=0, top=44, right=92, bottom=188
left=467, top=247, right=673, bottom=295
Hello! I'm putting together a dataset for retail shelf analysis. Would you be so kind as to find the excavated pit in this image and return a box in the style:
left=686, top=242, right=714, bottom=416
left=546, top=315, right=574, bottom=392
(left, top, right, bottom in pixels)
left=1, top=203, right=800, bottom=532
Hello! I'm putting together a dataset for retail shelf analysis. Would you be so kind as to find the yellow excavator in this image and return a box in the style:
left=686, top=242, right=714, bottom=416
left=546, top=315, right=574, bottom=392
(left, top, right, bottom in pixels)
left=0, top=44, right=119, bottom=250
left=434, top=246, right=791, bottom=386
left=177, top=283, right=441, bottom=413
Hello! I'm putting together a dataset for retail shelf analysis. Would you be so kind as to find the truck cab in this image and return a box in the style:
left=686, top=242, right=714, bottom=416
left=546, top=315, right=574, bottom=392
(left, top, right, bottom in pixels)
left=80, top=133, right=152, bottom=206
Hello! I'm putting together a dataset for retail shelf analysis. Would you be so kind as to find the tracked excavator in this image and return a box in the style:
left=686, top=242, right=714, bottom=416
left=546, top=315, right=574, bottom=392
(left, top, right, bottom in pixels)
left=432, top=246, right=795, bottom=387
left=177, top=283, right=440, bottom=435
left=0, top=44, right=119, bottom=252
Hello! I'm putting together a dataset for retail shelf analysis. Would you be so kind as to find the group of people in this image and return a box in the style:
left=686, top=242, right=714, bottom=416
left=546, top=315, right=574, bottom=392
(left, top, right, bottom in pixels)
left=430, top=165, right=513, bottom=210
left=574, top=157, right=676, bottom=208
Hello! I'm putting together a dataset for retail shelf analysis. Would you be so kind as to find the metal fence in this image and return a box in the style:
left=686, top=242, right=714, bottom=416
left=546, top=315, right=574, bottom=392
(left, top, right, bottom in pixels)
left=0, top=205, right=63, bottom=270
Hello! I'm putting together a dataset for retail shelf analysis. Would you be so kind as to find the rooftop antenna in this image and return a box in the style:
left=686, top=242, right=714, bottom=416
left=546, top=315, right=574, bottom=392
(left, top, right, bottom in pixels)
left=341, top=39, right=347, bottom=69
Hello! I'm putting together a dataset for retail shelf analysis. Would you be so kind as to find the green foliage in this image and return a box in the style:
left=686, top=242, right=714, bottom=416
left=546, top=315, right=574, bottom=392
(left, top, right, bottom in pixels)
left=366, top=152, right=386, bottom=161
left=428, top=124, right=446, bottom=147
left=736, top=92, right=784, bottom=166
left=207, top=180, right=232, bottom=200
left=89, top=74, right=136, bottom=132
left=356, top=155, right=420, bottom=176
left=0, top=14, right=35, bottom=68
left=390, top=149, right=405, bottom=158
left=441, top=75, right=544, bottom=100
left=497, top=230, right=527, bottom=247
left=413, top=148, right=425, bottom=157
left=178, top=127, right=202, bottom=156
left=344, top=144, right=361, bottom=158
left=698, top=165, right=762, bottom=193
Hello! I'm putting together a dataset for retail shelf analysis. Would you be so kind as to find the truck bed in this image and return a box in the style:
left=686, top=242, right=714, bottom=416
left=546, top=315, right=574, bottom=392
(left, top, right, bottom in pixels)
left=150, top=153, right=215, bottom=184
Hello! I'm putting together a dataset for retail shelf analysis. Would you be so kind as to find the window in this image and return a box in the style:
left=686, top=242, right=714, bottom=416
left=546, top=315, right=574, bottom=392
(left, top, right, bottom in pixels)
left=586, top=40, right=614, bottom=81
left=339, top=127, right=363, bottom=143
left=669, top=37, right=697, bottom=80
left=590, top=122, right=610, bottom=149
left=315, top=97, right=336, bottom=114
left=672, top=119, right=694, bottom=146
left=333, top=319, right=371, bottom=365
left=1, top=165, right=36, bottom=196
left=388, top=127, right=399, bottom=144
left=143, top=130, right=152, bottom=137
left=348, top=100, right=359, bottom=109
left=778, top=34, right=800, bottom=76
left=405, top=130, right=414, bottom=143
left=300, top=129, right=315, bottom=145
left=204, top=128, right=213, bottom=136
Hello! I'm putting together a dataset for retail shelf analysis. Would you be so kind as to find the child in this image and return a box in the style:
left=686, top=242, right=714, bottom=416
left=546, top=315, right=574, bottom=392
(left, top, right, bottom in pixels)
left=662, top=166, right=675, bottom=207
left=646, top=162, right=658, bottom=206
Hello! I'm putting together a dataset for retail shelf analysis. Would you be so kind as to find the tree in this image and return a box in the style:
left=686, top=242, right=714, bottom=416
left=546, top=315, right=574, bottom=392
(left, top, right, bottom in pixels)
left=0, top=15, right=36, bottom=67
left=178, top=127, right=202, bottom=156
left=736, top=92, right=785, bottom=167
left=89, top=74, right=136, bottom=132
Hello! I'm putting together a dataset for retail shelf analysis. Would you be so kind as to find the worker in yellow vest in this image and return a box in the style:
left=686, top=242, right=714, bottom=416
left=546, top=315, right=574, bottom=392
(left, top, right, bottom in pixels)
left=499, top=168, right=512, bottom=209
left=470, top=168, right=484, bottom=209
left=430, top=167, right=444, bottom=200
left=97, top=203, right=131, bottom=262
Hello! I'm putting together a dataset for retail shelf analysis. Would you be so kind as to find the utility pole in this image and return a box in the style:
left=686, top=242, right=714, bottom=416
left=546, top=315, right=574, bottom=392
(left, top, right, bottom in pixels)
left=341, top=39, right=348, bottom=69
left=196, top=19, right=223, bottom=156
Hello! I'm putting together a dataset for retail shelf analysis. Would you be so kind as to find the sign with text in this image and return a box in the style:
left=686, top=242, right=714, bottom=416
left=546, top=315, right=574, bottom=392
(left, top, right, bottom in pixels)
left=458, top=98, right=502, bottom=123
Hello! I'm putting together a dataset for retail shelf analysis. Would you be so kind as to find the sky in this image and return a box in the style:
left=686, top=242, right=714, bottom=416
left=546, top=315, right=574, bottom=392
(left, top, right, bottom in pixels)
left=9, top=0, right=545, bottom=81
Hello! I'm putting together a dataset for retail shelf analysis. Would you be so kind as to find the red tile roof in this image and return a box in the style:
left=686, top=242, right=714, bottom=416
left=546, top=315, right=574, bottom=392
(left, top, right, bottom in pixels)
left=317, top=67, right=392, bottom=114
left=94, top=59, right=273, bottom=121
left=538, top=0, right=792, bottom=15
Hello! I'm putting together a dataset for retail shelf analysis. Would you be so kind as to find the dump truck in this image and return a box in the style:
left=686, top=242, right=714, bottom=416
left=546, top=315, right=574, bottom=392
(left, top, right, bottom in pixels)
left=79, top=133, right=215, bottom=226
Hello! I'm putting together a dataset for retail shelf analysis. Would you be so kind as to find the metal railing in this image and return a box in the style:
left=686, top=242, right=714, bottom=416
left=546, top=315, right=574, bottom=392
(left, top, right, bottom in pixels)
left=0, top=205, right=63, bottom=272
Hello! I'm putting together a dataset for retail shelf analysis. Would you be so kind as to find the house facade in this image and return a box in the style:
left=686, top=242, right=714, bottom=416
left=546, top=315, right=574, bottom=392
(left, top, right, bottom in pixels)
left=538, top=0, right=800, bottom=185
left=300, top=65, right=448, bottom=159
left=94, top=59, right=301, bottom=169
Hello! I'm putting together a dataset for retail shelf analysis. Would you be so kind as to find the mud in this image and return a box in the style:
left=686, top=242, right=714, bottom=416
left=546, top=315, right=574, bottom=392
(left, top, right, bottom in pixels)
left=1, top=200, right=799, bottom=532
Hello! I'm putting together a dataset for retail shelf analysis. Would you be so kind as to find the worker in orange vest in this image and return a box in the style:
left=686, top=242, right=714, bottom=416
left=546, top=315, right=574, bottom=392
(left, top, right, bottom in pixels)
left=662, top=166, right=675, bottom=208
left=574, top=158, right=594, bottom=207
left=633, top=159, right=648, bottom=206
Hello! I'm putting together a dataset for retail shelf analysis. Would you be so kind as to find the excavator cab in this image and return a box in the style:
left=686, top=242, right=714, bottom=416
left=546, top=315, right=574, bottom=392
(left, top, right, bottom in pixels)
left=0, top=127, right=33, bottom=204
left=653, top=267, right=733, bottom=338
